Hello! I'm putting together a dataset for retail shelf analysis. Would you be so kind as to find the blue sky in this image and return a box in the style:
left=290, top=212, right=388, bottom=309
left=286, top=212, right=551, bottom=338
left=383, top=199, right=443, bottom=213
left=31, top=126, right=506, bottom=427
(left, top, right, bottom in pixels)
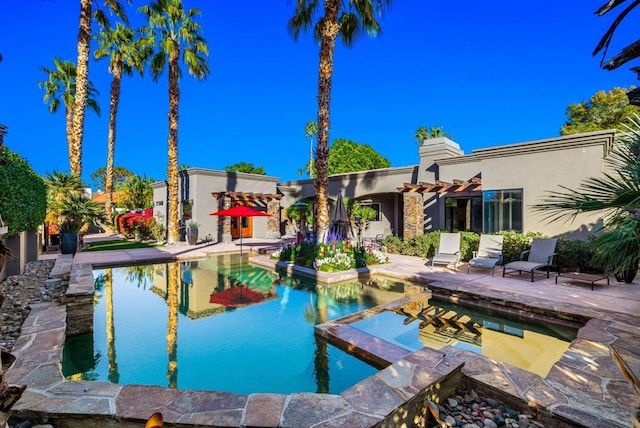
left=1, top=1, right=638, bottom=187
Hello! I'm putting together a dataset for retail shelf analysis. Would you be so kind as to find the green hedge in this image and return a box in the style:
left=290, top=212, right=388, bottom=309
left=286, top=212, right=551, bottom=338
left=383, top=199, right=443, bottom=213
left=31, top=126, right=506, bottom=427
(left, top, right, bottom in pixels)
left=0, top=146, right=47, bottom=236
left=382, top=230, right=602, bottom=273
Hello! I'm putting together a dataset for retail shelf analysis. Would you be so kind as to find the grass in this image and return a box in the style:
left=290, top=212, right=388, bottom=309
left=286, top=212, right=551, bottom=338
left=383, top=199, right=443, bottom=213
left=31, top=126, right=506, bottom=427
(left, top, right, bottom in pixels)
left=81, top=240, right=163, bottom=252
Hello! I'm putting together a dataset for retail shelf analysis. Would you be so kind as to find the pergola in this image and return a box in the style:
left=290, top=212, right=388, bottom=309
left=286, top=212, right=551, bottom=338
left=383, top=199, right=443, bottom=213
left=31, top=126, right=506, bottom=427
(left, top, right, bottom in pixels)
left=211, top=192, right=282, bottom=206
left=396, top=177, right=482, bottom=194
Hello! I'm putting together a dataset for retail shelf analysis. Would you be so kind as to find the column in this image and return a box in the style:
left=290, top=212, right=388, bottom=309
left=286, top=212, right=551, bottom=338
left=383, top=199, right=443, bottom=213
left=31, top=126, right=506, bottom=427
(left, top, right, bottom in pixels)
left=403, top=193, right=424, bottom=240
left=266, top=200, right=281, bottom=239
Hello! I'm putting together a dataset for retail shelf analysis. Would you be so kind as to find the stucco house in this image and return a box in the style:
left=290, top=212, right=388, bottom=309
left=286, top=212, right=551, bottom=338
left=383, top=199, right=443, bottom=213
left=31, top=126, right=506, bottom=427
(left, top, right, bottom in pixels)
left=151, top=130, right=615, bottom=243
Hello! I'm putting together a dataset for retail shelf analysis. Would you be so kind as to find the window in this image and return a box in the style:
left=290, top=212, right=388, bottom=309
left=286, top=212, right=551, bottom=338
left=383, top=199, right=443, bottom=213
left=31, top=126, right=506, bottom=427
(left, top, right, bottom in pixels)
left=483, top=189, right=523, bottom=233
left=444, top=197, right=482, bottom=232
left=359, top=201, right=381, bottom=221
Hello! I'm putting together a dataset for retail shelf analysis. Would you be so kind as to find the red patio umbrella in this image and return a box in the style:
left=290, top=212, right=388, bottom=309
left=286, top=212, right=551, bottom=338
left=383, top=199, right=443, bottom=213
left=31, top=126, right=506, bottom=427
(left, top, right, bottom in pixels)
left=210, top=205, right=271, bottom=254
left=209, top=286, right=267, bottom=307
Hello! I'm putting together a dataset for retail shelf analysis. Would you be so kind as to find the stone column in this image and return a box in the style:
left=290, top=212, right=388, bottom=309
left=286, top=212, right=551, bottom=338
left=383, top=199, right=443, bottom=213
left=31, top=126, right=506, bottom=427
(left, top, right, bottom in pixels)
left=403, top=193, right=424, bottom=240
left=266, top=200, right=281, bottom=239
left=220, top=197, right=232, bottom=243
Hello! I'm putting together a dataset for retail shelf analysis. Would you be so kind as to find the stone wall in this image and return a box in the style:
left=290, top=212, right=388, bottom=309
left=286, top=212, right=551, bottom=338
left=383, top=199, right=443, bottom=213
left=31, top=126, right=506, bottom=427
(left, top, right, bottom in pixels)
left=56, top=257, right=94, bottom=337
left=403, top=194, right=424, bottom=240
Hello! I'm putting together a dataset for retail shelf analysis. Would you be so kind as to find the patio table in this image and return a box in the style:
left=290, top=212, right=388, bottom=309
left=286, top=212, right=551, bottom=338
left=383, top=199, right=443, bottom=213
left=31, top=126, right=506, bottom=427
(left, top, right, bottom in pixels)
left=555, top=272, right=610, bottom=291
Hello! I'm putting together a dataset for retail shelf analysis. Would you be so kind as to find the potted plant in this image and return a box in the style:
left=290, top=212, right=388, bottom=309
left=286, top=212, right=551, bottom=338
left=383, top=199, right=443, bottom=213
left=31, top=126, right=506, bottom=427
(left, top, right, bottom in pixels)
left=186, top=221, right=199, bottom=245
left=58, top=219, right=82, bottom=255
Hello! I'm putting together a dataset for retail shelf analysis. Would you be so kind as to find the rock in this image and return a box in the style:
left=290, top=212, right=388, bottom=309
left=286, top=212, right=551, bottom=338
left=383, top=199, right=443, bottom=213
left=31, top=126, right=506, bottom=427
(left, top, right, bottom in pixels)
left=448, top=397, right=459, bottom=407
left=485, top=397, right=499, bottom=407
left=445, top=415, right=457, bottom=427
left=483, top=418, right=498, bottom=428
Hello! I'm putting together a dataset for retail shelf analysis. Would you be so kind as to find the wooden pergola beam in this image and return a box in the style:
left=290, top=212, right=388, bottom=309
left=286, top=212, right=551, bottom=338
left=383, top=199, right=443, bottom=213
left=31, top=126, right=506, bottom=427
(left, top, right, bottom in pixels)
left=398, top=178, right=482, bottom=194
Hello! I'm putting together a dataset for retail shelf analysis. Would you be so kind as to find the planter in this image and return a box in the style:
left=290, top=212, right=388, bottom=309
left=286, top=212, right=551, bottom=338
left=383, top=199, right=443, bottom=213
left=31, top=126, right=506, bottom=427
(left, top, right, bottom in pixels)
left=186, top=226, right=198, bottom=246
left=615, top=265, right=638, bottom=284
left=61, top=232, right=78, bottom=255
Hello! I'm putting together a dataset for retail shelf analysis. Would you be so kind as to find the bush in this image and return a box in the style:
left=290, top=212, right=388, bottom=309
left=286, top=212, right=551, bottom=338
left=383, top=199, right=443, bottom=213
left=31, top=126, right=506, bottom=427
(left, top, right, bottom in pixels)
left=275, top=239, right=389, bottom=272
left=116, top=211, right=157, bottom=241
left=0, top=146, right=47, bottom=236
left=382, top=230, right=550, bottom=264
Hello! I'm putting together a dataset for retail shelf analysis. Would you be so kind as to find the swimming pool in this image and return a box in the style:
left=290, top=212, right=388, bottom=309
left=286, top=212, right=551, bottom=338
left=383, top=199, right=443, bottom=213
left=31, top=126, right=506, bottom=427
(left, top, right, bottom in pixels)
left=61, top=254, right=406, bottom=394
left=349, top=296, right=579, bottom=377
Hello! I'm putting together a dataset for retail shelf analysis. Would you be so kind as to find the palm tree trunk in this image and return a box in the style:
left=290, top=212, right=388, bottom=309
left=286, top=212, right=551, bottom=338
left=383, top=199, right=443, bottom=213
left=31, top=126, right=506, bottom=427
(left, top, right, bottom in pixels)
left=315, top=0, right=340, bottom=243
left=65, top=107, right=74, bottom=162
left=167, top=51, right=181, bottom=244
left=70, top=0, right=92, bottom=177
left=105, top=60, right=123, bottom=228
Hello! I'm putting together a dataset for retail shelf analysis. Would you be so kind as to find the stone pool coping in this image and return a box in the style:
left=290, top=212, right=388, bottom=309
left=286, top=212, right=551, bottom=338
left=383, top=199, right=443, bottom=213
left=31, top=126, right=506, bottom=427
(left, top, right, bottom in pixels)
left=5, top=253, right=640, bottom=427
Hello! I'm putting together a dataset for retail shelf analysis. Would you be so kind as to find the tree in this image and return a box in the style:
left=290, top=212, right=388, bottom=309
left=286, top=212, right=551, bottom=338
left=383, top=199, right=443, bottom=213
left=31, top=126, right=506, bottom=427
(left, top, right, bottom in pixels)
left=139, top=0, right=209, bottom=244
left=534, top=115, right=640, bottom=280
left=71, top=0, right=129, bottom=178
left=327, top=138, right=390, bottom=175
left=304, top=120, right=317, bottom=177
left=560, top=87, right=640, bottom=135
left=288, top=0, right=392, bottom=243
left=39, top=58, right=100, bottom=164
left=224, top=162, right=266, bottom=175
left=116, top=174, right=154, bottom=210
left=95, top=19, right=149, bottom=226
left=414, top=126, right=451, bottom=144
left=90, top=166, right=133, bottom=191
left=44, top=170, right=104, bottom=233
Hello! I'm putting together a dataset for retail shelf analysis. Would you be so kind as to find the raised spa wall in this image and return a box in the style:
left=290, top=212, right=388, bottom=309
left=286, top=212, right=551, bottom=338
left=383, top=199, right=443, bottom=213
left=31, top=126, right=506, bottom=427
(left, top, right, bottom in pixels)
left=5, top=255, right=640, bottom=427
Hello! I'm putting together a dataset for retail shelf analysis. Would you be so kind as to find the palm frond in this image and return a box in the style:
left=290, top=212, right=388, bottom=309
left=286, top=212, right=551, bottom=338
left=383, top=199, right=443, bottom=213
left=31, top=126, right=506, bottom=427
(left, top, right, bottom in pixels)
left=593, top=0, right=640, bottom=66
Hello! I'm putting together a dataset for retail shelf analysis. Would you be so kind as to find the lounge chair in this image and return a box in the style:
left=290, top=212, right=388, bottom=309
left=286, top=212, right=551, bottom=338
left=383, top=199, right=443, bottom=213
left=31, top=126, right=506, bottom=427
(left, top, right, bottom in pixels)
left=432, top=233, right=461, bottom=268
left=467, top=234, right=504, bottom=276
left=502, top=238, right=558, bottom=282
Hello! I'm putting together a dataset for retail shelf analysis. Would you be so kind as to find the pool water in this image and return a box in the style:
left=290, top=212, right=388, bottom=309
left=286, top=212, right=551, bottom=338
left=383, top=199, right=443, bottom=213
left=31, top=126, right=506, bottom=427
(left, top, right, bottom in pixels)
left=350, top=297, right=579, bottom=377
left=62, top=254, right=406, bottom=394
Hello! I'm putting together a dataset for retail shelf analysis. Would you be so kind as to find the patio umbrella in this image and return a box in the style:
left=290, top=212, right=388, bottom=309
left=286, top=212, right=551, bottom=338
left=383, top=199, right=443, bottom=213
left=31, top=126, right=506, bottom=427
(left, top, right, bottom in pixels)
left=209, top=286, right=267, bottom=307
left=210, top=205, right=271, bottom=255
left=329, top=193, right=349, bottom=239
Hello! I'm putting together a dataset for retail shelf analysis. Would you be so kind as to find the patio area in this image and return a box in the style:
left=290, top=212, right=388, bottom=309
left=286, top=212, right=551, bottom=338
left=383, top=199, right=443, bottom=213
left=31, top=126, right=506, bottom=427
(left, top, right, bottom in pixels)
left=4, top=234, right=640, bottom=427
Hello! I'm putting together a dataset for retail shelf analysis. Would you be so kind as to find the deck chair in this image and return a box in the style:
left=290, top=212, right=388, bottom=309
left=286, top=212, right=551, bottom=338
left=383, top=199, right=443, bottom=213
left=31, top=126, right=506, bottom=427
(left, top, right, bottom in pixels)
left=502, top=238, right=558, bottom=282
left=467, top=234, right=504, bottom=276
left=431, top=233, right=461, bottom=268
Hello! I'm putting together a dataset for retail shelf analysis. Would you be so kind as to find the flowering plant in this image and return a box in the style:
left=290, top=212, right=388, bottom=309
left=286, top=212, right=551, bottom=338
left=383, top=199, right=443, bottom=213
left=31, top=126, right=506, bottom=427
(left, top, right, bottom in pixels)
left=277, top=239, right=388, bottom=272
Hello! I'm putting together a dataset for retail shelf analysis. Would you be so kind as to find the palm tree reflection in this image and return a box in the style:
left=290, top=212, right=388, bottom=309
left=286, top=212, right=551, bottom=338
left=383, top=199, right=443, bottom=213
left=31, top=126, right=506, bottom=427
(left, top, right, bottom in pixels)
left=166, top=262, right=179, bottom=389
left=105, top=268, right=119, bottom=383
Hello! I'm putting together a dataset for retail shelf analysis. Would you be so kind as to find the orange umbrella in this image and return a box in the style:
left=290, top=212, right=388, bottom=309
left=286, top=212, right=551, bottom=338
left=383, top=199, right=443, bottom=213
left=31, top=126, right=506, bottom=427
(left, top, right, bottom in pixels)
left=210, top=206, right=271, bottom=255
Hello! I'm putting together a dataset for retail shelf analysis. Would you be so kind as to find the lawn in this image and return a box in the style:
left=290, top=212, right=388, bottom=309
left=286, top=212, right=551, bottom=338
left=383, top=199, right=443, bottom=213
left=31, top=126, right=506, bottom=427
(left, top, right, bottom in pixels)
left=81, top=240, right=163, bottom=252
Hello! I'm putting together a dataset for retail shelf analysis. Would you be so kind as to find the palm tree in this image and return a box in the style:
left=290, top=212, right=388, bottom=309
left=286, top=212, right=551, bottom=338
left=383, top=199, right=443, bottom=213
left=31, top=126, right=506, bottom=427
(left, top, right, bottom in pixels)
left=139, top=0, right=209, bottom=244
left=593, top=1, right=640, bottom=103
left=288, top=0, right=391, bottom=242
left=95, top=20, right=149, bottom=227
left=304, top=120, right=317, bottom=177
left=71, top=0, right=129, bottom=178
left=39, top=59, right=100, bottom=164
left=414, top=126, right=450, bottom=145
left=533, top=116, right=640, bottom=280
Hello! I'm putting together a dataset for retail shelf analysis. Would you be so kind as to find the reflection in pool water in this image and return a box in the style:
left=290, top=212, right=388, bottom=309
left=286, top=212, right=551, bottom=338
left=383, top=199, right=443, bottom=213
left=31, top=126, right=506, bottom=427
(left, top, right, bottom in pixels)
left=350, top=297, right=580, bottom=377
left=62, top=254, right=408, bottom=394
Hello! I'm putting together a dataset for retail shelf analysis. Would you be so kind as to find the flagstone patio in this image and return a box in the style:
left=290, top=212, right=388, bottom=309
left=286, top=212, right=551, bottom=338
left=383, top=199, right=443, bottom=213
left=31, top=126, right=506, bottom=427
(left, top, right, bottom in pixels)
left=4, top=236, right=640, bottom=427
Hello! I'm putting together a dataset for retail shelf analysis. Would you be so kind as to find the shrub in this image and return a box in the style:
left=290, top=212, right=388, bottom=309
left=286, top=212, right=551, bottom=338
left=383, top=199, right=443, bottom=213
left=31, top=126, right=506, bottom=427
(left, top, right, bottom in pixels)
left=0, top=146, right=47, bottom=236
left=276, top=239, right=389, bottom=272
left=117, top=211, right=157, bottom=241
